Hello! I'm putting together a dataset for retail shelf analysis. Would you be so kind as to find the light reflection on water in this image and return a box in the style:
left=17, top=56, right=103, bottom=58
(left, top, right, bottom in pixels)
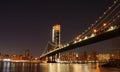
left=0, top=61, right=120, bottom=72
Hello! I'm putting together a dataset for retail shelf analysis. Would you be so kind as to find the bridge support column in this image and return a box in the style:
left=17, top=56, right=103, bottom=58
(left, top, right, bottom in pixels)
left=55, top=53, right=60, bottom=62
left=47, top=56, right=51, bottom=62
left=52, top=55, right=56, bottom=62
left=47, top=55, right=56, bottom=63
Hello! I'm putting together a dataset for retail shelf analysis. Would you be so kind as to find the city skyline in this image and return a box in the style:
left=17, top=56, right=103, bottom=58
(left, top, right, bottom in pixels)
left=0, top=0, right=119, bottom=57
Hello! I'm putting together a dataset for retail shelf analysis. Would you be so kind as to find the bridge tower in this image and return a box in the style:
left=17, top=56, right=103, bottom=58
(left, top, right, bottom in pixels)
left=43, top=24, right=61, bottom=63
left=52, top=24, right=61, bottom=48
left=51, top=24, right=61, bottom=62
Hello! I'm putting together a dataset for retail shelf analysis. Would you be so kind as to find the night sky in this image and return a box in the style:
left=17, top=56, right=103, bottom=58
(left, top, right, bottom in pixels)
left=0, top=0, right=119, bottom=57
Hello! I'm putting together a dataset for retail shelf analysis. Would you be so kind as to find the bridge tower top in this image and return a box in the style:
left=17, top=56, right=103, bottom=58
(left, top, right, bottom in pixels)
left=52, top=24, right=61, bottom=48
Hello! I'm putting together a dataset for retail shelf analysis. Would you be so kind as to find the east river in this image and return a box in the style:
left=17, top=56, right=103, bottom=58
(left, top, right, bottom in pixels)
left=0, top=62, right=120, bottom=72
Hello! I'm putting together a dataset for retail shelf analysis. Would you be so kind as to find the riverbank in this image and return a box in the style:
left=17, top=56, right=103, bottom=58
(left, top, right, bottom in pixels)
left=100, top=59, right=120, bottom=68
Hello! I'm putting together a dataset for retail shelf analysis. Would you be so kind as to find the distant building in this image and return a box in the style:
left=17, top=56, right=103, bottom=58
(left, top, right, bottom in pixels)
left=110, top=50, right=120, bottom=59
left=25, top=49, right=30, bottom=59
left=97, top=53, right=110, bottom=61
left=80, top=51, right=87, bottom=61
left=89, top=51, right=97, bottom=61
left=60, top=51, right=76, bottom=61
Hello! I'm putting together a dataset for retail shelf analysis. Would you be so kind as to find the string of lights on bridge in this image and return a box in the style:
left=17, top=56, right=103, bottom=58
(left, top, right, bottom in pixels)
left=70, top=0, right=120, bottom=45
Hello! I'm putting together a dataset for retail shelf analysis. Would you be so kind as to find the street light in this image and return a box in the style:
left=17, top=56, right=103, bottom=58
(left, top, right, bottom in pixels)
left=103, top=23, right=107, bottom=27
left=76, top=35, right=81, bottom=40
left=93, top=29, right=97, bottom=33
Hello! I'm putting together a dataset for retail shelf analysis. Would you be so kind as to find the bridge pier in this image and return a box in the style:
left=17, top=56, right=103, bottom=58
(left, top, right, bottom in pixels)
left=52, top=55, right=56, bottom=62
left=47, top=55, right=56, bottom=63
left=56, top=53, right=60, bottom=62
left=47, top=56, right=51, bottom=62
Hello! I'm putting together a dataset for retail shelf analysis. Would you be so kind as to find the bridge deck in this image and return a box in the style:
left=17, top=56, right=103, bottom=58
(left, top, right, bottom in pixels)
left=40, top=27, right=120, bottom=58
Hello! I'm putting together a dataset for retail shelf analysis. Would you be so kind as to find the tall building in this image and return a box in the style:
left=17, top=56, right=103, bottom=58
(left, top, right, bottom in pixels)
left=25, top=49, right=30, bottom=59
left=52, top=24, right=61, bottom=48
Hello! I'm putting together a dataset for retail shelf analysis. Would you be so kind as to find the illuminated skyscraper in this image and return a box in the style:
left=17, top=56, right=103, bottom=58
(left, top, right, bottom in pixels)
left=52, top=24, right=61, bottom=48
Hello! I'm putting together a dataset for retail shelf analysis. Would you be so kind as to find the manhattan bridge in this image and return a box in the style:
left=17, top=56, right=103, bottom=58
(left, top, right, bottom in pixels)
left=39, top=0, right=120, bottom=62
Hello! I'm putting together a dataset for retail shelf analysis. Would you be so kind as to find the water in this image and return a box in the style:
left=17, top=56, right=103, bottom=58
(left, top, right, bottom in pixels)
left=0, top=61, right=120, bottom=72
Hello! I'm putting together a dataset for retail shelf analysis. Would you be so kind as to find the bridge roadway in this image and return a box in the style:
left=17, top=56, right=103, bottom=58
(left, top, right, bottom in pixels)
left=40, top=27, right=120, bottom=58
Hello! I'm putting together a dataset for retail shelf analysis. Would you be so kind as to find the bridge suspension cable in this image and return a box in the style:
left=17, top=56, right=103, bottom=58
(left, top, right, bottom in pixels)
left=41, top=43, right=49, bottom=55
left=85, top=0, right=119, bottom=35
left=74, top=0, right=120, bottom=41
left=103, top=11, right=120, bottom=29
